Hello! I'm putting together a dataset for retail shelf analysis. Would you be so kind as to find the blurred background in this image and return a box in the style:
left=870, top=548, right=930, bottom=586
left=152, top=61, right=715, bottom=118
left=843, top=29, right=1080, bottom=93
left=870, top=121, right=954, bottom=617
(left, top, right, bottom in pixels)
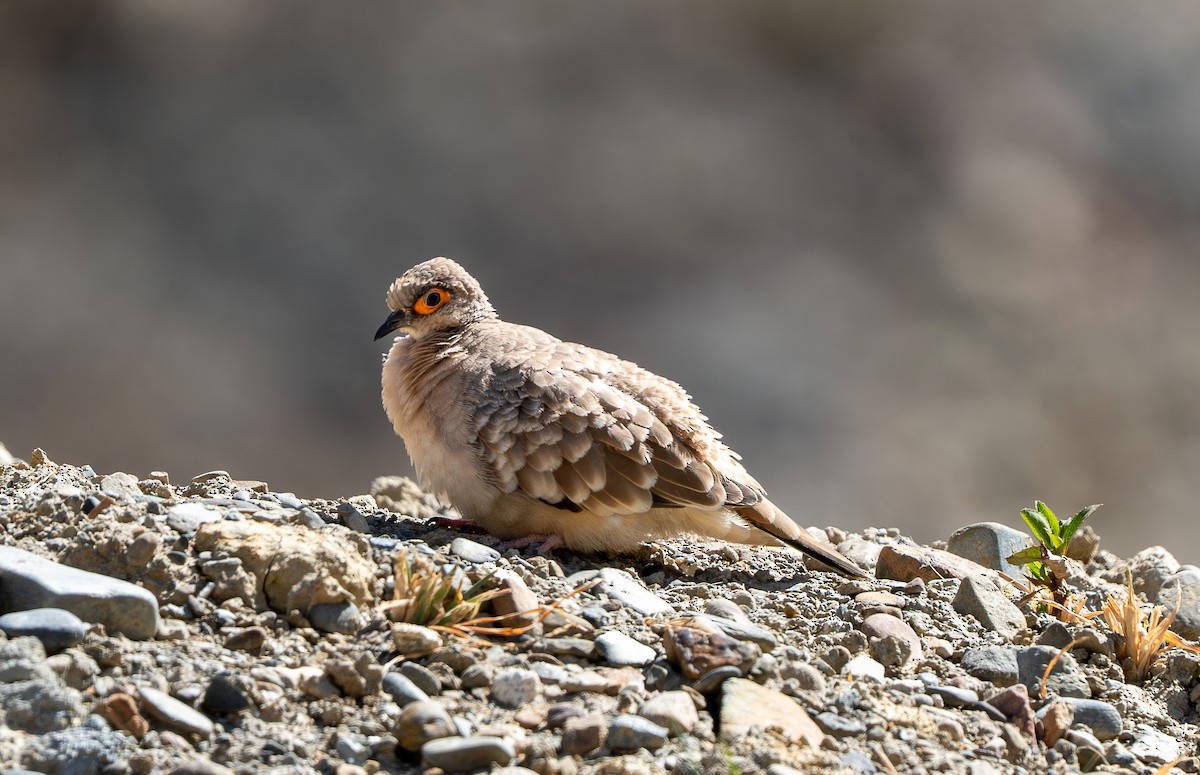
left=4, top=1, right=1200, bottom=562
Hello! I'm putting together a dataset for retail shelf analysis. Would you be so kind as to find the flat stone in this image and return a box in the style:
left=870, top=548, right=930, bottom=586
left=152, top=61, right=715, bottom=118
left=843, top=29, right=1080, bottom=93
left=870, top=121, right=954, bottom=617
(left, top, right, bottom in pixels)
left=663, top=624, right=759, bottom=680
left=165, top=502, right=222, bottom=534
left=0, top=546, right=159, bottom=640
left=926, top=685, right=978, bottom=707
left=450, top=537, right=500, bottom=563
left=398, top=662, right=441, bottom=695
left=1015, top=646, right=1089, bottom=698
left=167, top=760, right=236, bottom=775
left=692, top=665, right=742, bottom=694
left=606, top=714, right=668, bottom=750
left=138, top=686, right=214, bottom=738
left=561, top=713, right=607, bottom=754
left=861, top=613, right=922, bottom=667
left=490, top=570, right=541, bottom=630
left=946, top=522, right=1032, bottom=577
left=490, top=667, right=541, bottom=708
left=876, top=544, right=996, bottom=583
left=383, top=671, right=431, bottom=707
left=814, top=712, right=866, bottom=736
left=720, top=677, right=823, bottom=748
left=700, top=614, right=778, bottom=652
left=308, top=602, right=361, bottom=635
left=1036, top=697, right=1122, bottom=741
left=843, top=654, right=886, bottom=682
left=395, top=700, right=456, bottom=751
left=961, top=646, right=1019, bottom=686
left=953, top=575, right=1027, bottom=639
left=537, top=637, right=597, bottom=659
left=421, top=735, right=515, bottom=771
left=637, top=691, right=698, bottom=736
left=595, top=568, right=674, bottom=616
left=0, top=608, right=89, bottom=654
left=595, top=631, right=656, bottom=667
left=1127, top=723, right=1180, bottom=764
left=223, top=626, right=266, bottom=653
left=1158, top=569, right=1200, bottom=640
left=855, top=591, right=906, bottom=609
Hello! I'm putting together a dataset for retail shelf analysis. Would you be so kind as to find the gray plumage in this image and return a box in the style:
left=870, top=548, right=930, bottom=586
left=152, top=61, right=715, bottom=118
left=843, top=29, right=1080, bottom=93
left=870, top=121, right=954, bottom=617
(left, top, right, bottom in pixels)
left=376, top=257, right=867, bottom=578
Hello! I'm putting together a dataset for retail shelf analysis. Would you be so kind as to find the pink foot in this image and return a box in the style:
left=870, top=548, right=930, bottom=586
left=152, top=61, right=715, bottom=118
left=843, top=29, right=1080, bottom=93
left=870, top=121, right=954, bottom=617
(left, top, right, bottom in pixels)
left=428, top=516, right=488, bottom=534
left=499, top=533, right=564, bottom=555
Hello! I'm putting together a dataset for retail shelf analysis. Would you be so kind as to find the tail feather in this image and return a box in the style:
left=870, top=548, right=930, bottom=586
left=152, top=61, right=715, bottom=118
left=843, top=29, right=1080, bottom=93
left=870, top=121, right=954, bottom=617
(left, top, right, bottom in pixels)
left=733, top=500, right=869, bottom=579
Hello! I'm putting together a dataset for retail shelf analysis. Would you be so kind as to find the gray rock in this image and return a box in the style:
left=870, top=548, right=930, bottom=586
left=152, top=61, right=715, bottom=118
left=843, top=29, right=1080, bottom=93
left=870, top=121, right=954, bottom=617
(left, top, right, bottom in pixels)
left=637, top=691, right=699, bottom=736
left=398, top=661, right=442, bottom=696
left=926, top=685, right=978, bottom=707
left=0, top=608, right=89, bottom=654
left=421, top=735, right=515, bottom=771
left=138, top=686, right=215, bottom=737
left=720, top=678, right=824, bottom=748
left=201, top=674, right=252, bottom=715
left=395, top=700, right=456, bottom=751
left=0, top=546, right=159, bottom=640
left=701, top=614, right=778, bottom=651
left=450, top=537, right=501, bottom=563
left=952, top=575, right=1026, bottom=639
left=814, top=711, right=866, bottom=736
left=961, top=646, right=1019, bottom=686
left=592, top=568, right=674, bottom=616
left=1015, top=646, right=1089, bottom=698
left=165, top=502, right=222, bottom=534
left=843, top=654, right=885, bottom=682
left=947, top=522, right=1032, bottom=577
left=861, top=613, right=922, bottom=667
left=383, top=671, right=431, bottom=707
left=1036, top=697, right=1121, bottom=741
left=561, top=713, right=607, bottom=754
left=536, top=637, right=597, bottom=659
left=1124, top=546, right=1181, bottom=600
left=490, top=667, right=542, bottom=708
left=166, top=760, right=237, bottom=775
left=22, top=725, right=130, bottom=775
left=1128, top=723, right=1180, bottom=764
left=99, top=472, right=142, bottom=500
left=606, top=714, right=669, bottom=750
left=336, top=733, right=372, bottom=765
left=595, top=630, right=657, bottom=666
left=391, top=622, right=442, bottom=658
left=0, top=676, right=84, bottom=733
left=691, top=665, right=742, bottom=694
left=1158, top=568, right=1200, bottom=639
left=307, top=601, right=361, bottom=634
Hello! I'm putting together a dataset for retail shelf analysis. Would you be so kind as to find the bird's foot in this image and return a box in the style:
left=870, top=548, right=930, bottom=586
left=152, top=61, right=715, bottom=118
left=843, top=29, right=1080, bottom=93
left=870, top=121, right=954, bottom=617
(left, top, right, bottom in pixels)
left=427, top=515, right=488, bottom=534
left=499, top=533, right=564, bottom=555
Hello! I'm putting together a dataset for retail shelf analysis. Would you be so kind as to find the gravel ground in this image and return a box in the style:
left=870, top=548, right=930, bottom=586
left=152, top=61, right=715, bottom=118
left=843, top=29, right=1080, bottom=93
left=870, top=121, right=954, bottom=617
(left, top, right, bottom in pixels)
left=0, top=443, right=1198, bottom=775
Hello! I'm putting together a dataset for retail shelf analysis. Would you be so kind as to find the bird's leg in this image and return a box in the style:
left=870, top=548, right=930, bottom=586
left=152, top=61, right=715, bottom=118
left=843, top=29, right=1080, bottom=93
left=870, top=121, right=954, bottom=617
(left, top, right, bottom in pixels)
left=427, top=515, right=488, bottom=534
left=499, top=533, right=564, bottom=555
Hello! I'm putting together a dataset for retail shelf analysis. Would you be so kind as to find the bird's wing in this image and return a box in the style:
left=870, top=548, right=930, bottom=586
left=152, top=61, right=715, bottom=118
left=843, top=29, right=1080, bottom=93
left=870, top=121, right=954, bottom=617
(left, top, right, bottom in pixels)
left=470, top=350, right=760, bottom=517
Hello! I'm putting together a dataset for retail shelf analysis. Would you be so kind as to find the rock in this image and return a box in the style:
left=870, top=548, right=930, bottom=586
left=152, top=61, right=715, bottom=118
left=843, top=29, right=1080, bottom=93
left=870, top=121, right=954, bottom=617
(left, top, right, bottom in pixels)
left=1036, top=698, right=1122, bottom=741
left=606, top=715, right=668, bottom=750
left=193, top=521, right=375, bottom=621
left=843, top=654, right=886, bottom=682
left=167, top=758, right=236, bottom=775
left=946, top=522, right=1032, bottom=577
left=199, top=557, right=256, bottom=605
left=1128, top=723, right=1181, bottom=764
left=952, top=575, right=1027, bottom=639
left=860, top=613, right=922, bottom=667
left=99, top=472, right=142, bottom=500
left=1064, top=524, right=1100, bottom=563
left=165, top=502, right=222, bottom=534
left=370, top=476, right=442, bottom=519
left=398, top=661, right=441, bottom=696
left=1039, top=700, right=1073, bottom=746
left=392, top=623, right=442, bottom=658
left=961, top=646, right=1019, bottom=686
left=0, top=441, right=15, bottom=466
left=855, top=590, right=906, bottom=609
left=596, top=631, right=657, bottom=667
left=308, top=602, right=362, bottom=634
left=561, top=713, right=607, bottom=754
left=395, top=700, right=457, bottom=751
left=814, top=712, right=866, bottom=736
left=138, top=686, right=214, bottom=738
left=0, top=608, right=89, bottom=653
left=637, top=691, right=698, bottom=736
left=95, top=691, right=149, bottom=739
left=663, top=624, right=759, bottom=680
left=1015, top=646, right=1089, bottom=698
left=691, top=665, right=742, bottom=694
left=925, top=685, right=978, bottom=708
left=1158, top=568, right=1200, bottom=640
left=590, top=568, right=674, bottom=616
left=985, top=684, right=1034, bottom=739
left=720, top=677, right=823, bottom=748
left=450, top=537, right=500, bottom=563
left=490, top=667, right=542, bottom=708
left=490, top=570, right=541, bottom=630
left=201, top=674, right=252, bottom=715
left=382, top=671, right=431, bottom=707
left=223, top=626, right=267, bottom=653
left=22, top=726, right=129, bottom=775
left=1124, top=546, right=1180, bottom=600
left=876, top=544, right=997, bottom=583
left=537, top=637, right=597, bottom=659
left=293, top=665, right=340, bottom=699
left=0, top=546, right=159, bottom=640
left=421, top=735, right=515, bottom=771
left=547, top=703, right=586, bottom=729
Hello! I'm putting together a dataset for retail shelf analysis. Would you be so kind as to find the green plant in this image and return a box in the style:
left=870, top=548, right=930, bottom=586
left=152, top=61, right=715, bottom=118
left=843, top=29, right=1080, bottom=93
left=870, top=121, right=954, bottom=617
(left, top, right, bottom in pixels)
left=1008, top=501, right=1099, bottom=618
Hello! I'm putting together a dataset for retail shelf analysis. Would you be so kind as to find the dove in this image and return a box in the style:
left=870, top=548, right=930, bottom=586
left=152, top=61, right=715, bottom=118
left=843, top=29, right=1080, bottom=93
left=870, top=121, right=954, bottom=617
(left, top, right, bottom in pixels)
left=376, top=257, right=867, bottom=577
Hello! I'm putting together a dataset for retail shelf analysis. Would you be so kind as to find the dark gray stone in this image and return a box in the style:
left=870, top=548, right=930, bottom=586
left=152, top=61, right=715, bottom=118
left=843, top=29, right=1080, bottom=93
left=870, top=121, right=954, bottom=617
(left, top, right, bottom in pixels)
left=398, top=661, right=441, bottom=695
left=0, top=608, right=89, bottom=654
left=606, top=714, right=668, bottom=750
left=947, top=522, right=1032, bottom=577
left=201, top=674, right=251, bottom=715
left=307, top=602, right=360, bottom=634
left=961, top=646, right=1019, bottom=686
left=421, top=736, right=515, bottom=771
left=814, top=712, right=866, bottom=736
left=1015, top=646, right=1089, bottom=698
left=382, top=671, right=430, bottom=707
left=1036, top=697, right=1121, bottom=740
left=952, top=575, right=1026, bottom=639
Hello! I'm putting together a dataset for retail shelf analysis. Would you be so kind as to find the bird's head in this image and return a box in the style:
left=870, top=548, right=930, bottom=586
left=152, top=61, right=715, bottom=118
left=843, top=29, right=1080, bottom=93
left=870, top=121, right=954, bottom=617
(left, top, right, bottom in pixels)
left=374, top=257, right=496, bottom=341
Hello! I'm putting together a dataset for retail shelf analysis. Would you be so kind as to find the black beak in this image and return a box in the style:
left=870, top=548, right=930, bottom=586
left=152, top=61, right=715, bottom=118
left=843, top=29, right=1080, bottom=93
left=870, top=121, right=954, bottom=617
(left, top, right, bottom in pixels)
left=374, top=309, right=408, bottom=341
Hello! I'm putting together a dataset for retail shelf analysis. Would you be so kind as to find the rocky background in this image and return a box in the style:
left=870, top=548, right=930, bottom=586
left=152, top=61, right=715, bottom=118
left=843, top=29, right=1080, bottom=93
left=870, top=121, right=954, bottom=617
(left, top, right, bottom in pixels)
left=2, top=446, right=1200, bottom=774
left=5, top=3, right=1200, bottom=560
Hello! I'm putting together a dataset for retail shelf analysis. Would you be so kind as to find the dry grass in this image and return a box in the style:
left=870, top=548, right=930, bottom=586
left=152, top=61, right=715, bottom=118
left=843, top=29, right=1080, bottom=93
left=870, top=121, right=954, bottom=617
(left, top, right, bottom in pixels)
left=1099, top=570, right=1200, bottom=682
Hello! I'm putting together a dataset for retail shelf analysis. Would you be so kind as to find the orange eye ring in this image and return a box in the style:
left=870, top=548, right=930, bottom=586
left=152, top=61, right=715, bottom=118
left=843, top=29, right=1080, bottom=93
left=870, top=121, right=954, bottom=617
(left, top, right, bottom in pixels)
left=413, top=287, right=450, bottom=315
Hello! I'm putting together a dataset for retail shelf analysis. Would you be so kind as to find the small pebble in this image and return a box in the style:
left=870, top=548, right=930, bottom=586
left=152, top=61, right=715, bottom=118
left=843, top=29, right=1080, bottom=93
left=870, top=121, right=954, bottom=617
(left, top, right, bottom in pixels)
left=595, top=631, right=657, bottom=666
left=0, top=608, right=89, bottom=653
left=606, top=715, right=668, bottom=750
left=421, top=736, right=515, bottom=770
left=450, top=537, right=501, bottom=563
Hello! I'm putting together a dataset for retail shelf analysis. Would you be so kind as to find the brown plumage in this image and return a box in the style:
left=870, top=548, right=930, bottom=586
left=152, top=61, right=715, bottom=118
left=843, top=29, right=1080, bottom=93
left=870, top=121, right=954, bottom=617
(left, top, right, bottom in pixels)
left=376, top=257, right=867, bottom=578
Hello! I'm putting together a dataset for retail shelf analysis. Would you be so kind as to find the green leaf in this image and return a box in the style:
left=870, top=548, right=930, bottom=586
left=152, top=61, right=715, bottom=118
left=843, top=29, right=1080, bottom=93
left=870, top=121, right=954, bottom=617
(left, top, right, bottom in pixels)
left=1060, top=504, right=1100, bottom=553
left=1036, top=500, right=1061, bottom=535
left=1025, top=560, right=1051, bottom=585
left=1020, top=507, right=1056, bottom=550
left=1007, top=545, right=1045, bottom=566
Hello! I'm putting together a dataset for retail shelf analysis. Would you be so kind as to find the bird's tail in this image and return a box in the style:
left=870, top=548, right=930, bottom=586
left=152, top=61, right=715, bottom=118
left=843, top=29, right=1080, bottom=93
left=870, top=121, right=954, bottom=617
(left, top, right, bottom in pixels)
left=733, top=499, right=870, bottom=579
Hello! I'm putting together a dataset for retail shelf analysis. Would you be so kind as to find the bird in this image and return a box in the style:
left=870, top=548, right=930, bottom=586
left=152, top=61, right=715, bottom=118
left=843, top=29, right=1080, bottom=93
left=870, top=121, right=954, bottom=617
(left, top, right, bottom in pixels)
left=375, top=257, right=867, bottom=578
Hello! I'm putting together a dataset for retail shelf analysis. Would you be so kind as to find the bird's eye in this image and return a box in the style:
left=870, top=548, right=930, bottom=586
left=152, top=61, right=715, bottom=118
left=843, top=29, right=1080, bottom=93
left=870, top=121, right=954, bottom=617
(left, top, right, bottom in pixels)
left=413, top=287, right=450, bottom=315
